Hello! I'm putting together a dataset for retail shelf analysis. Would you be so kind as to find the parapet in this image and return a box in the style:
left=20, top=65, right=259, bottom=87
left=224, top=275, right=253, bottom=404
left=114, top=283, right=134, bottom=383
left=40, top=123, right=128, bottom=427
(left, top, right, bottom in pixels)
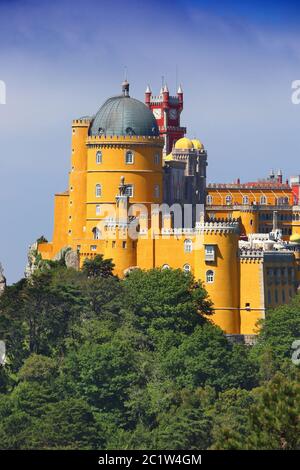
left=196, top=219, right=240, bottom=234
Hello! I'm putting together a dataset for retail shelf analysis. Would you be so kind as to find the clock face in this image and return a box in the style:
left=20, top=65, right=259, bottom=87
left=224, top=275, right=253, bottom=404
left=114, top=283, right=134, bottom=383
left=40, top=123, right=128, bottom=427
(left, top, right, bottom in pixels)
left=169, top=109, right=177, bottom=119
left=153, top=108, right=162, bottom=119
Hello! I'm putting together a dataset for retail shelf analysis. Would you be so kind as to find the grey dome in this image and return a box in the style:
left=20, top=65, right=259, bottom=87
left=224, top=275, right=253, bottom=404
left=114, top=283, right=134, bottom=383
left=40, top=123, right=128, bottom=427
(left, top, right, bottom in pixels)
left=89, top=93, right=159, bottom=137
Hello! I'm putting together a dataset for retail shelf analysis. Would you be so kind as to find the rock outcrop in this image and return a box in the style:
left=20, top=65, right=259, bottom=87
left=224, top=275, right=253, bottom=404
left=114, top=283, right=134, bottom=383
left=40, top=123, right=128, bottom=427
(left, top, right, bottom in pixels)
left=0, top=263, right=6, bottom=295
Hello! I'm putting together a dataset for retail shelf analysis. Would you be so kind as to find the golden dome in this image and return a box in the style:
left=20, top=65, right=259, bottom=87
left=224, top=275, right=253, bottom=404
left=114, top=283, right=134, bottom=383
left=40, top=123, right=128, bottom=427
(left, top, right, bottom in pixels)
left=174, top=137, right=193, bottom=150
left=192, top=139, right=204, bottom=150
left=290, top=233, right=300, bottom=243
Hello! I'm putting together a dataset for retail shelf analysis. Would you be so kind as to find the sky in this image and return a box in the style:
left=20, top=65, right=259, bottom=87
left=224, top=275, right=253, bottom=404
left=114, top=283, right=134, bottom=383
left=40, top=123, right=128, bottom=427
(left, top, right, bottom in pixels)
left=1, top=0, right=300, bottom=283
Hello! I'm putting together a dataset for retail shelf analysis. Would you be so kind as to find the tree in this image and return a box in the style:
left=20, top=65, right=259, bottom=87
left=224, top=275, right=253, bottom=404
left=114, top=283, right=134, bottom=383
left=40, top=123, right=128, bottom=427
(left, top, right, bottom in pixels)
left=251, top=294, right=300, bottom=376
left=123, top=268, right=212, bottom=337
left=82, top=255, right=115, bottom=278
left=154, top=387, right=215, bottom=450
left=246, top=371, right=300, bottom=450
left=158, top=323, right=258, bottom=392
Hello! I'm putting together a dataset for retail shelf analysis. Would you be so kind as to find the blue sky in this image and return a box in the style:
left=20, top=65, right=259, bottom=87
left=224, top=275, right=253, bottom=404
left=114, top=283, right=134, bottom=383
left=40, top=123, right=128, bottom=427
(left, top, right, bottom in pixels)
left=1, top=0, right=300, bottom=282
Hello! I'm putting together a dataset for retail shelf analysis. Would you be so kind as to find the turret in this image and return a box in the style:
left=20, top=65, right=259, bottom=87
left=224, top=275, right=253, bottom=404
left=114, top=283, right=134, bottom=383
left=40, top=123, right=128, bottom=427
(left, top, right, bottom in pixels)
left=145, top=84, right=151, bottom=107
left=177, top=84, right=183, bottom=110
left=162, top=83, right=169, bottom=106
left=277, top=169, right=283, bottom=184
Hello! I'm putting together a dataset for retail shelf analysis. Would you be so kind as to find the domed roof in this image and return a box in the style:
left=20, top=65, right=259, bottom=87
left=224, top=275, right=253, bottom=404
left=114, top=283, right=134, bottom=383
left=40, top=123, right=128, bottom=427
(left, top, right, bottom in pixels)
left=175, top=137, right=194, bottom=150
left=290, top=233, right=300, bottom=243
left=89, top=83, right=159, bottom=137
left=192, top=139, right=204, bottom=150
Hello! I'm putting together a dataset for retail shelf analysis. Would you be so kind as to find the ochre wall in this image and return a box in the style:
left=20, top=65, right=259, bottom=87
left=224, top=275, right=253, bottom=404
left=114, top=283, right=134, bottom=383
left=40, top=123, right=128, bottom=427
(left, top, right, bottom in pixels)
left=239, top=259, right=264, bottom=335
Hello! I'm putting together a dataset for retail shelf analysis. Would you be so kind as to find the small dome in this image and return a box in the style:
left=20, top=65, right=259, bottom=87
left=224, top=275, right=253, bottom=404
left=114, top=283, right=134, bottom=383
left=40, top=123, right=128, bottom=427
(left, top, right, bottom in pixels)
left=290, top=233, right=300, bottom=243
left=192, top=139, right=204, bottom=150
left=175, top=137, right=193, bottom=150
left=164, top=153, right=173, bottom=161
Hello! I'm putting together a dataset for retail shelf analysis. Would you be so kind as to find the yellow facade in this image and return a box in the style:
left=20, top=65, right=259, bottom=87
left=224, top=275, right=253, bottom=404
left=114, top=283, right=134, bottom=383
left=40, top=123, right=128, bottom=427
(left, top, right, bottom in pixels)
left=207, top=185, right=295, bottom=240
left=37, top=85, right=300, bottom=339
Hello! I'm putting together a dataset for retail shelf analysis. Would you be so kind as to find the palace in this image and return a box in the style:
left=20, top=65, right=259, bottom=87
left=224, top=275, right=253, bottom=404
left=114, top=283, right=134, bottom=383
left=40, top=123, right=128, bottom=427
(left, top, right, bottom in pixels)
left=35, top=80, right=300, bottom=340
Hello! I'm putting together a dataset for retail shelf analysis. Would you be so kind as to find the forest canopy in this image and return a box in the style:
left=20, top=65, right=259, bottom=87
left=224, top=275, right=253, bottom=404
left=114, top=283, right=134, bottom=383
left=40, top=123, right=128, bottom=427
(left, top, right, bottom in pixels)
left=0, top=256, right=299, bottom=450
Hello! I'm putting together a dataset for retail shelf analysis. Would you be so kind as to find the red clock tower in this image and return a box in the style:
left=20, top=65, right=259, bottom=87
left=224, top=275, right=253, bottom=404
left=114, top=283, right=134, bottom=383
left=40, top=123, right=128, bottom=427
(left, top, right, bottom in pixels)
left=145, top=84, right=186, bottom=155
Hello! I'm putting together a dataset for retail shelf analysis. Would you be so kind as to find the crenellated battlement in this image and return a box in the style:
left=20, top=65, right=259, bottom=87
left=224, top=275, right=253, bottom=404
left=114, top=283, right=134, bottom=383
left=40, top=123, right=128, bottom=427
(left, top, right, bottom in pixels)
left=240, top=249, right=264, bottom=261
left=196, top=219, right=240, bottom=234
left=72, top=118, right=92, bottom=126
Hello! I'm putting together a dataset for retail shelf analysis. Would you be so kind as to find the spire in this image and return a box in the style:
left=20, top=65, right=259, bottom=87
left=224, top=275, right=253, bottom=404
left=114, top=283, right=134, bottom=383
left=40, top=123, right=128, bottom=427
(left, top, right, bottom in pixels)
left=122, top=80, right=130, bottom=97
left=163, top=83, right=169, bottom=93
left=145, top=84, right=151, bottom=93
left=177, top=84, right=183, bottom=94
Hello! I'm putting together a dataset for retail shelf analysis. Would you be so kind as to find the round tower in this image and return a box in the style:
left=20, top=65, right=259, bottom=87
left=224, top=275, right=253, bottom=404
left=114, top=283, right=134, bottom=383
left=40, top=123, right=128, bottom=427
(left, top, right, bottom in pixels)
left=232, top=208, right=259, bottom=236
left=68, top=118, right=91, bottom=244
left=85, top=82, right=164, bottom=276
left=194, top=219, right=240, bottom=334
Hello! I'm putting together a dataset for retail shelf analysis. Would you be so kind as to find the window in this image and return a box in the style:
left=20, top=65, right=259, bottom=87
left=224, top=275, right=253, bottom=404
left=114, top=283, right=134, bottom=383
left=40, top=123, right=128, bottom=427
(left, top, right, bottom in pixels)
left=242, top=196, right=249, bottom=205
left=206, top=270, right=214, bottom=283
left=90, top=245, right=97, bottom=251
left=267, top=290, right=272, bottom=305
left=92, top=227, right=101, bottom=240
left=125, top=184, right=134, bottom=198
left=96, top=205, right=101, bottom=215
left=184, top=239, right=193, bottom=253
left=183, top=264, right=191, bottom=273
left=260, top=195, right=267, bottom=205
left=154, top=184, right=160, bottom=198
left=95, top=184, right=102, bottom=197
left=96, top=151, right=102, bottom=164
left=162, top=264, right=170, bottom=270
left=225, top=195, right=232, bottom=205
left=122, top=241, right=127, bottom=249
left=154, top=153, right=160, bottom=165
left=125, top=151, right=134, bottom=164
left=206, top=195, right=213, bottom=205
left=205, top=244, right=215, bottom=262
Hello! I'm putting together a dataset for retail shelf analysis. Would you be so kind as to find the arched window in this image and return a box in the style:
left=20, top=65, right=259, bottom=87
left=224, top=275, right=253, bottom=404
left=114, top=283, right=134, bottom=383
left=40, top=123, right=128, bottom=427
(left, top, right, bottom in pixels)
left=154, top=153, right=160, bottom=165
left=96, top=151, right=102, bottom=164
left=125, top=150, right=134, bottom=164
left=242, top=196, right=249, bottom=205
left=206, top=195, right=213, bottom=205
left=260, top=195, right=267, bottom=205
left=225, top=195, right=232, bottom=205
left=92, top=227, right=101, bottom=240
left=184, top=239, right=193, bottom=253
left=206, top=270, right=214, bottom=283
left=162, top=264, right=170, bottom=270
left=95, top=184, right=102, bottom=197
left=183, top=264, right=191, bottom=273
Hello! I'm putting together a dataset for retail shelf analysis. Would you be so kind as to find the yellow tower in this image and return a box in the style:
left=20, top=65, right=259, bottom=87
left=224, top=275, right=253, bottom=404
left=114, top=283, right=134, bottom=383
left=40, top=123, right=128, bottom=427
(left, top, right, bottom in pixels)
left=194, top=219, right=240, bottom=334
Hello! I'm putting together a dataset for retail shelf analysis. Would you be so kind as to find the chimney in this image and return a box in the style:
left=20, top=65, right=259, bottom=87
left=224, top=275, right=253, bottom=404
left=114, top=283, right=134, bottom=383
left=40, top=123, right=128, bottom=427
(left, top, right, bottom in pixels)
left=273, top=211, right=278, bottom=231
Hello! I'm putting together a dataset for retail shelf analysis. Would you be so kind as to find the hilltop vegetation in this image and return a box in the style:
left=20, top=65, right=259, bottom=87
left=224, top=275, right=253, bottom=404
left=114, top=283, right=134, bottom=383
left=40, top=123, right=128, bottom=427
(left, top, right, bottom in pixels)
left=0, top=256, right=299, bottom=450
